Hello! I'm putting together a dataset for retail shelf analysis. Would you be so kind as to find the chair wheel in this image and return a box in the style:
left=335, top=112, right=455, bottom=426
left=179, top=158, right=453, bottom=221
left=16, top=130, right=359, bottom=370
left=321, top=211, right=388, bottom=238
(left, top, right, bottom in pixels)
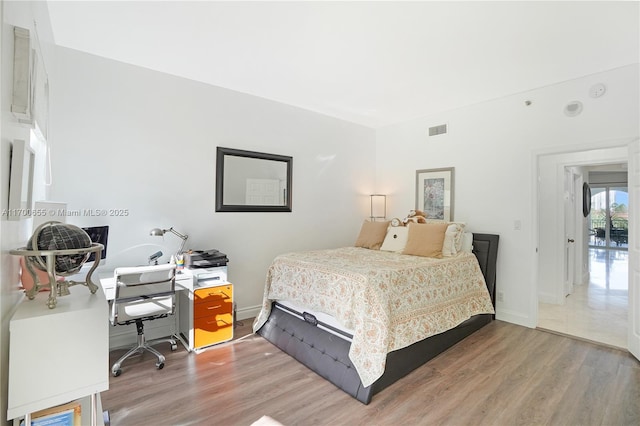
left=112, top=368, right=121, bottom=377
left=156, top=362, right=164, bottom=370
left=171, top=343, right=177, bottom=351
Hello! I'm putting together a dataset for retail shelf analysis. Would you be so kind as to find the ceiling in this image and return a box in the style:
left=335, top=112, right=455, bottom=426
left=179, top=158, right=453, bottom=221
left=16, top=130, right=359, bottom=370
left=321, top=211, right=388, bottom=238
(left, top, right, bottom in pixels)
left=46, top=1, right=639, bottom=128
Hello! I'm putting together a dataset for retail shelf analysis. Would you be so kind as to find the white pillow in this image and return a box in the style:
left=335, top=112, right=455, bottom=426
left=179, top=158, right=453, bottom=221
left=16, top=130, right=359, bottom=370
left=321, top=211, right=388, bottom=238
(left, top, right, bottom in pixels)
left=442, top=223, right=466, bottom=257
left=442, top=225, right=458, bottom=257
left=380, top=227, right=409, bottom=253
left=461, top=232, right=473, bottom=253
left=452, top=222, right=466, bottom=252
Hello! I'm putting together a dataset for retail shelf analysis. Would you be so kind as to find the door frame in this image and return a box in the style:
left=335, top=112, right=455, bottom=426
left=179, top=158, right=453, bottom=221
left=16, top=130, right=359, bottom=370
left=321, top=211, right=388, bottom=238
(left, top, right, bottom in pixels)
left=533, top=140, right=631, bottom=326
left=563, top=167, right=578, bottom=298
left=628, top=139, right=640, bottom=361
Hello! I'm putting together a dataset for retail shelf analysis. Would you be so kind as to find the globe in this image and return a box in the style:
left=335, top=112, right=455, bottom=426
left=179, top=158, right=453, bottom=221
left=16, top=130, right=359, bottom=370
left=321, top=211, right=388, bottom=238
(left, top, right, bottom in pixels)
left=27, top=221, right=92, bottom=275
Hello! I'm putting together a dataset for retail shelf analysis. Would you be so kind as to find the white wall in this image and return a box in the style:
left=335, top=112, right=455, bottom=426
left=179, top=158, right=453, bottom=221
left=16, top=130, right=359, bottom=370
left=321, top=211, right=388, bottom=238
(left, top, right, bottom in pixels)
left=49, top=46, right=376, bottom=320
left=1, top=2, right=56, bottom=424
left=376, top=64, right=640, bottom=327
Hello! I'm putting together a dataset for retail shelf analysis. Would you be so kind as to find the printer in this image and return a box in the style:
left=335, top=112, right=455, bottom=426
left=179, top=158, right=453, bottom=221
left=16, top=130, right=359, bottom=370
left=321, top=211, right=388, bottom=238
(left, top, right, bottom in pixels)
left=185, top=249, right=229, bottom=268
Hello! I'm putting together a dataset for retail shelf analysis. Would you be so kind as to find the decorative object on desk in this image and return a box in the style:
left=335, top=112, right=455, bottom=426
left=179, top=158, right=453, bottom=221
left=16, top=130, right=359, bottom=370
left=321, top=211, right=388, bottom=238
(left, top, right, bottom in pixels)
left=176, top=254, right=185, bottom=270
left=415, top=167, right=454, bottom=221
left=150, top=227, right=189, bottom=254
left=148, top=250, right=163, bottom=265
left=28, top=221, right=91, bottom=274
left=11, top=221, right=103, bottom=309
left=370, top=194, right=386, bottom=221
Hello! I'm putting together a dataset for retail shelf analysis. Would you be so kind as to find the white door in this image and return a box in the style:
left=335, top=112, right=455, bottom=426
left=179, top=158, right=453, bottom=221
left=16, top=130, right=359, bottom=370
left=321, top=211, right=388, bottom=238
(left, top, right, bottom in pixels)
left=628, top=139, right=640, bottom=361
left=564, top=168, right=576, bottom=297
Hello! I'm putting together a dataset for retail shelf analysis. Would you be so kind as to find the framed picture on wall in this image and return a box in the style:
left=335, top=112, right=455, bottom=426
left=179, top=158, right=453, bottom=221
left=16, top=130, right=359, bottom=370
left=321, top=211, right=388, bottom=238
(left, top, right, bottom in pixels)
left=415, top=167, right=454, bottom=221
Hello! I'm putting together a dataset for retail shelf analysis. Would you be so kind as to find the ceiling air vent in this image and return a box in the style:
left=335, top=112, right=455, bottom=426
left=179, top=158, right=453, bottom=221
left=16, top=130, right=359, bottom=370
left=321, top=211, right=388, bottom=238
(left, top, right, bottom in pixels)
left=428, top=123, right=447, bottom=137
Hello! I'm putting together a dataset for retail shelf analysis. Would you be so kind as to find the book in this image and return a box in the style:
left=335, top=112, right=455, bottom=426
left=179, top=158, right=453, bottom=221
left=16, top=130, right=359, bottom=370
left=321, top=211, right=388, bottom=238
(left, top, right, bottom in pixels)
left=20, top=400, right=81, bottom=426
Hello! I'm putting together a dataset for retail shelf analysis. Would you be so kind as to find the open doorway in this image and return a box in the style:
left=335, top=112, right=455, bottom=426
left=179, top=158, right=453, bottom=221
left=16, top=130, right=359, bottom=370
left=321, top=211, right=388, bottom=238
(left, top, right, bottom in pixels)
left=588, top=180, right=628, bottom=250
left=537, top=159, right=629, bottom=349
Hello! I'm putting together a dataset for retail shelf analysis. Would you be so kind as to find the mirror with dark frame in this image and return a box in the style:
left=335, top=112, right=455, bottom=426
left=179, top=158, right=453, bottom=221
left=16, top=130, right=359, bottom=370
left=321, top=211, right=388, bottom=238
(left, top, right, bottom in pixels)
left=583, top=182, right=591, bottom=217
left=215, top=147, right=293, bottom=212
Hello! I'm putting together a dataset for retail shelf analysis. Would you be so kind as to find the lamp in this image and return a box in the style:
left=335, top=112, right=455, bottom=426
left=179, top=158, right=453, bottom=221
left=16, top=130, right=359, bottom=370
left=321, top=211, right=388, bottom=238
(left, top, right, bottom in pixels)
left=370, top=194, right=386, bottom=221
left=150, top=227, right=189, bottom=254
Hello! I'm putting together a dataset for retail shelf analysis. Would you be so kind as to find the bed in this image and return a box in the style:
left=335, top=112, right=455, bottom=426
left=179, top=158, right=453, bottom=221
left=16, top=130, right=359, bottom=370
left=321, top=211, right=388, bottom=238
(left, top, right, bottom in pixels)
left=253, top=231, right=499, bottom=404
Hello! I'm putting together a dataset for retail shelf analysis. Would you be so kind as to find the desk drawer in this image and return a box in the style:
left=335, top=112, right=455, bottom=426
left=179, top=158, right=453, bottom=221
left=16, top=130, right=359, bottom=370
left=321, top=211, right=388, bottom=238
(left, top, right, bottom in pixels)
left=193, top=285, right=232, bottom=319
left=194, top=313, right=233, bottom=348
left=193, top=298, right=232, bottom=320
left=194, top=285, right=231, bottom=305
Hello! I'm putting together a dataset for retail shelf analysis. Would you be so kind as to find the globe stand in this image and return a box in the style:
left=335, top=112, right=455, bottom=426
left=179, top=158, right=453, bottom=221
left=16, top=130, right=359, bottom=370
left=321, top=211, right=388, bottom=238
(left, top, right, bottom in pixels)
left=56, top=280, right=72, bottom=297
left=11, top=244, right=103, bottom=309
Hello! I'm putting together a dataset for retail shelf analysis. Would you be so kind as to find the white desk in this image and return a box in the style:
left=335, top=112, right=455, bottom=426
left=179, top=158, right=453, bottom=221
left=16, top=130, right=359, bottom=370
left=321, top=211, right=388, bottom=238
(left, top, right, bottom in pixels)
left=100, top=270, right=194, bottom=350
left=7, top=287, right=108, bottom=425
left=100, top=267, right=229, bottom=351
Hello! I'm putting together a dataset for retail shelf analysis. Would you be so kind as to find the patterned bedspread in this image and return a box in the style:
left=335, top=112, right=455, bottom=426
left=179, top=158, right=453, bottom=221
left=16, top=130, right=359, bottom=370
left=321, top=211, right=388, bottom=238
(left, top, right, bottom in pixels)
left=253, top=247, right=495, bottom=387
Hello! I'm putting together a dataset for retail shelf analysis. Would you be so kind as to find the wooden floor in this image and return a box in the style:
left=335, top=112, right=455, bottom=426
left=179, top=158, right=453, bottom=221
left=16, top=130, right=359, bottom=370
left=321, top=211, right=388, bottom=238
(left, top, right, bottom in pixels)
left=102, top=320, right=640, bottom=426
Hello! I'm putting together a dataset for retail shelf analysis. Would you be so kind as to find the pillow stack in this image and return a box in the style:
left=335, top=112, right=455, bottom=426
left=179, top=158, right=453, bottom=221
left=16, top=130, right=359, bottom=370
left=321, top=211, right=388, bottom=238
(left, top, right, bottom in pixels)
left=355, top=219, right=468, bottom=258
left=380, top=220, right=473, bottom=257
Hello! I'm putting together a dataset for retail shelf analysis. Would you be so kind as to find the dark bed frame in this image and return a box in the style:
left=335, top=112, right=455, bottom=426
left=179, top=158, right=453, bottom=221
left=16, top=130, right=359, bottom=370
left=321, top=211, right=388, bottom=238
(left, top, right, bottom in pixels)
left=257, top=233, right=499, bottom=404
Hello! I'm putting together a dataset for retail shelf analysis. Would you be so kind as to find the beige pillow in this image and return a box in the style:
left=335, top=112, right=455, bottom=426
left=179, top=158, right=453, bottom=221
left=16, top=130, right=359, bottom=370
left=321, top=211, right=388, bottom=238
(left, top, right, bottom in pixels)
left=354, top=220, right=390, bottom=250
left=403, top=222, right=449, bottom=258
left=380, top=226, right=409, bottom=253
left=425, top=220, right=466, bottom=256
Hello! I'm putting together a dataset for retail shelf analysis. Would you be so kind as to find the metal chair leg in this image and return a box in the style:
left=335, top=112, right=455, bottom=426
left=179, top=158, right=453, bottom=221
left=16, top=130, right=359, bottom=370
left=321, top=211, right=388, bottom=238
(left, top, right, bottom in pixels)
left=111, top=320, right=176, bottom=376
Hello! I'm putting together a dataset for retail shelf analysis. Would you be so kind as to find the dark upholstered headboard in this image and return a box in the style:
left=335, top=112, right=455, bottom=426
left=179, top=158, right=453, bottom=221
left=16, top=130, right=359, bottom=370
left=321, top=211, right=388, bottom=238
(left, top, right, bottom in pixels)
left=472, top=233, right=499, bottom=309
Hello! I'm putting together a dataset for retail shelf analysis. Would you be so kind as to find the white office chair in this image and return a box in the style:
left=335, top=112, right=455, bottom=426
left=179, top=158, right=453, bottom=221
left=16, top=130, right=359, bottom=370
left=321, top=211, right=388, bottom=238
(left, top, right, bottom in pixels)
left=110, top=263, right=178, bottom=377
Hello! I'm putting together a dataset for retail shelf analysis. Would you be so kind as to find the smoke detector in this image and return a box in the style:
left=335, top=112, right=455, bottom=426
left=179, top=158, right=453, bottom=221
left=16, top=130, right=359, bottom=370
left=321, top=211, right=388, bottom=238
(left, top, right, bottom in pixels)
left=589, top=83, right=606, bottom=98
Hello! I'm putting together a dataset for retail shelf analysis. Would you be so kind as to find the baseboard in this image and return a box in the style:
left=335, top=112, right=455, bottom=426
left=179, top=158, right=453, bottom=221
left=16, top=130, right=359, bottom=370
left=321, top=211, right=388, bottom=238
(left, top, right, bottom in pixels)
left=496, top=309, right=535, bottom=328
left=538, top=292, right=564, bottom=305
left=236, top=304, right=261, bottom=321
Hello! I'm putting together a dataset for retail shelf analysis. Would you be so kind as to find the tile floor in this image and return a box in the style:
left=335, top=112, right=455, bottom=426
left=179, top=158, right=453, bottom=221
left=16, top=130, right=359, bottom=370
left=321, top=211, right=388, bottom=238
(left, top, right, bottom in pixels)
left=538, top=248, right=628, bottom=349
